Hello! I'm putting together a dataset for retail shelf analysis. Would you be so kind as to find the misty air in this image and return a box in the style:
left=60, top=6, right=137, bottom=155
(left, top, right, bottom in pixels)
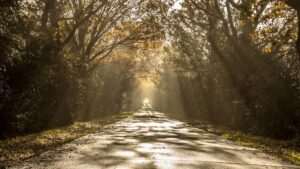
left=1, top=0, right=300, bottom=168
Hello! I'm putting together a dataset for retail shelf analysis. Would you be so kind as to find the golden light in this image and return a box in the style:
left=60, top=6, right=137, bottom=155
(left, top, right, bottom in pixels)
left=143, top=98, right=150, bottom=105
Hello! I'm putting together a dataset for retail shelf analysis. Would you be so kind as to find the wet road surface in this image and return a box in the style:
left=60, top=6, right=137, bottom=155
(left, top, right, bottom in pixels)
left=11, top=110, right=300, bottom=169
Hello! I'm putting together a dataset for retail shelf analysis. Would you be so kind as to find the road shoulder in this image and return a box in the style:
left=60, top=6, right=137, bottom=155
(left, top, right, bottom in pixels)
left=0, top=112, right=133, bottom=168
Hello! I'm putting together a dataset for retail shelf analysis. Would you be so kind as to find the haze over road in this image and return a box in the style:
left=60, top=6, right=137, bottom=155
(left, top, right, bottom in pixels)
left=12, top=109, right=300, bottom=169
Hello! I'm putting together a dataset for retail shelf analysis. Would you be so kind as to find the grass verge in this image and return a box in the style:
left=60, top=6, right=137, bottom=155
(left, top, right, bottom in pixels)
left=166, top=113, right=300, bottom=166
left=0, top=111, right=133, bottom=167
left=189, top=120, right=300, bottom=166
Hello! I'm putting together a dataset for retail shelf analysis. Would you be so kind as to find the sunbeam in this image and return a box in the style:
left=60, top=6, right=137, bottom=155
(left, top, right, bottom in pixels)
left=1, top=0, right=300, bottom=167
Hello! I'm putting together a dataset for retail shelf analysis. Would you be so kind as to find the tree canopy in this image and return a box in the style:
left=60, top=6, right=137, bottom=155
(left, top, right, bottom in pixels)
left=0, top=0, right=300, bottom=139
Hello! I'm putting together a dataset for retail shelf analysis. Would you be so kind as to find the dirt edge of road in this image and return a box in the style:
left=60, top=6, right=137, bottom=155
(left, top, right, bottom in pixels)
left=165, top=113, right=300, bottom=166
left=0, top=111, right=134, bottom=168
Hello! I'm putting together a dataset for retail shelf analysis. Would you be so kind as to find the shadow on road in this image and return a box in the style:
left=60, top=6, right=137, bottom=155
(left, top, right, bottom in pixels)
left=74, top=111, right=282, bottom=169
left=12, top=110, right=299, bottom=169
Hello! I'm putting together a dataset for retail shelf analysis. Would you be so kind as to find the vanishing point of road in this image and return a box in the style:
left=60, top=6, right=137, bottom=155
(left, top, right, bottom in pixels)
left=11, top=109, right=300, bottom=169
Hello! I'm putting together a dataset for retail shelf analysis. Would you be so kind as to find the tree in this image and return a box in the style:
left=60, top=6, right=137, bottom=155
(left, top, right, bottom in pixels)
left=165, top=0, right=300, bottom=138
left=0, top=0, right=167, bottom=138
left=285, top=0, right=300, bottom=57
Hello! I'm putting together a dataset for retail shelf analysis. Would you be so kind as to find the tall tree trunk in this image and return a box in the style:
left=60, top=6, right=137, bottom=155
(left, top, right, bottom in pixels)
left=286, top=1, right=300, bottom=65
left=41, top=0, right=58, bottom=29
left=285, top=0, right=300, bottom=86
left=297, top=11, right=300, bottom=66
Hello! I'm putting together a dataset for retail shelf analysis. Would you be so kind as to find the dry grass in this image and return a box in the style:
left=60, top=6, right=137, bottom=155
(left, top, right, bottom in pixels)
left=166, top=113, right=300, bottom=166
left=0, top=112, right=133, bottom=167
left=189, top=121, right=300, bottom=166
left=220, top=130, right=300, bottom=165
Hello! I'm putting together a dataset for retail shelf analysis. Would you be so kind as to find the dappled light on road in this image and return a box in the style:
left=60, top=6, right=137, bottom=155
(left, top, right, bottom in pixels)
left=12, top=110, right=299, bottom=169
left=2, top=0, right=300, bottom=167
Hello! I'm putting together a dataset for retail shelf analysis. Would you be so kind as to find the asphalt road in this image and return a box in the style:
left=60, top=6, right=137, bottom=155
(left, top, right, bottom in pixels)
left=11, top=110, right=300, bottom=169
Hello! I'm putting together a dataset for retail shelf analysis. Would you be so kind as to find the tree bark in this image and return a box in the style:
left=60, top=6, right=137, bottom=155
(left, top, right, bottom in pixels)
left=285, top=0, right=300, bottom=62
left=41, top=0, right=50, bottom=29
left=297, top=11, right=300, bottom=68
left=41, top=0, right=58, bottom=29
